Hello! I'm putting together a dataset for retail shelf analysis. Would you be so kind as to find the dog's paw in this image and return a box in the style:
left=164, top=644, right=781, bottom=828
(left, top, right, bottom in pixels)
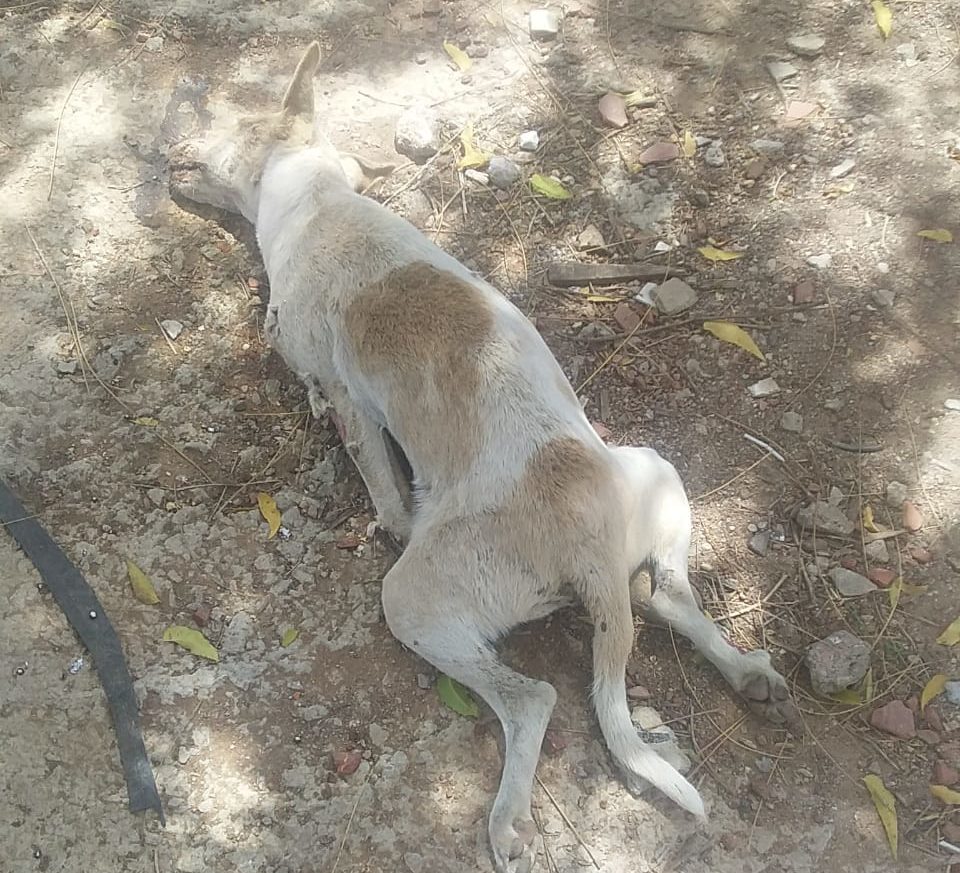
left=735, top=655, right=803, bottom=736
left=490, top=816, right=538, bottom=873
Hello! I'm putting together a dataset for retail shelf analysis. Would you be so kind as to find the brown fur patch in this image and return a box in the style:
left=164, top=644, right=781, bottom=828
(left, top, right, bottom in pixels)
left=523, top=438, right=610, bottom=517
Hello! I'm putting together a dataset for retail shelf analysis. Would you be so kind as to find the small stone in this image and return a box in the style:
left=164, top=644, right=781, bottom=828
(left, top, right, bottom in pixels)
left=917, top=729, right=941, bottom=745
left=146, top=488, right=164, bottom=507
left=872, top=288, right=895, bottom=307
left=652, top=277, right=698, bottom=315
left=221, top=612, right=254, bottom=654
left=688, top=187, right=710, bottom=207
left=368, top=722, right=388, bottom=748
left=868, top=567, right=896, bottom=588
left=767, top=60, right=799, bottom=83
left=192, top=604, right=211, bottom=627
left=796, top=501, right=854, bottom=537
left=577, top=224, right=605, bottom=250
left=829, top=158, right=856, bottom=179
left=416, top=672, right=433, bottom=690
left=57, top=360, right=78, bottom=375
left=598, top=92, right=628, bottom=128
left=487, top=156, right=521, bottom=189
left=749, top=138, right=785, bottom=155
left=744, top=157, right=766, bottom=179
left=394, top=106, right=440, bottom=163
left=627, top=684, right=651, bottom=700
left=704, top=140, right=725, bottom=167
left=946, top=681, right=960, bottom=706
left=865, top=538, right=889, bottom=564
left=781, top=411, right=803, bottom=433
left=926, top=705, right=945, bottom=733
left=748, top=530, right=771, bottom=557
left=404, top=852, right=425, bottom=873
left=886, top=481, right=908, bottom=508
left=824, top=397, right=844, bottom=411
left=463, top=168, right=489, bottom=185
left=518, top=130, right=540, bottom=152
left=748, top=377, right=781, bottom=398
left=870, top=700, right=916, bottom=739
left=805, top=630, right=870, bottom=695
left=793, top=280, right=816, bottom=304
left=614, top=302, right=641, bottom=333
left=902, top=500, right=923, bottom=532
left=787, top=34, right=825, bottom=58
left=528, top=8, right=561, bottom=40
left=840, top=556, right=858, bottom=571
left=333, top=749, right=362, bottom=776
left=945, top=398, right=960, bottom=411
left=909, top=545, right=932, bottom=564
left=806, top=253, right=832, bottom=269
left=895, top=43, right=918, bottom=66
left=143, top=35, right=164, bottom=53
left=933, top=760, right=960, bottom=785
left=160, top=319, right=184, bottom=340
left=336, top=533, right=361, bottom=550
left=829, top=567, right=876, bottom=597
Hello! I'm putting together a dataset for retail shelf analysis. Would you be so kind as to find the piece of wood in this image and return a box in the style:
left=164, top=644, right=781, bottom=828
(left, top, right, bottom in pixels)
left=547, top=262, right=682, bottom=287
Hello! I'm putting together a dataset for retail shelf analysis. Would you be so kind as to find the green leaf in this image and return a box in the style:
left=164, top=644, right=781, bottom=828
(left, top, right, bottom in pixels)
left=127, top=560, right=159, bottom=605
left=280, top=628, right=299, bottom=648
left=443, top=41, right=472, bottom=71
left=162, top=625, right=219, bottom=662
left=529, top=173, right=572, bottom=200
left=437, top=675, right=479, bottom=718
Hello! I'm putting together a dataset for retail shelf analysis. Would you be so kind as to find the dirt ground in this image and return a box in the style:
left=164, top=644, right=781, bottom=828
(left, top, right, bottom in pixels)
left=2, top=0, right=959, bottom=871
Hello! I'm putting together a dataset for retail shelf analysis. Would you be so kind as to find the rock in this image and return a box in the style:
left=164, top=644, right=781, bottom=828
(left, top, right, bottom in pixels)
left=627, top=684, right=651, bottom=700
left=487, top=156, right=521, bottom=189
left=160, top=319, right=184, bottom=340
left=704, top=140, right=725, bottom=167
left=688, top=187, right=710, bottom=206
left=614, top=302, right=640, bottom=333
left=829, top=567, right=876, bottom=596
left=902, top=500, right=923, bottom=532
left=909, top=545, right=931, bottom=564
left=805, top=630, right=870, bottom=695
left=192, top=604, right=211, bottom=627
left=463, top=169, right=489, bottom=185
left=404, top=852, right=425, bottom=873
left=865, top=538, right=889, bottom=563
left=781, top=411, right=803, bottom=433
left=824, top=397, right=844, bottom=411
left=368, top=722, right=388, bottom=747
left=895, top=43, right=918, bottom=66
left=945, top=398, right=960, bottom=411
left=886, top=481, right=908, bottom=508
left=868, top=567, right=896, bottom=588
left=652, top=277, right=698, bottom=315
left=787, top=34, right=825, bottom=58
left=57, top=360, right=78, bottom=375
left=528, top=8, right=561, bottom=40
left=748, top=530, right=771, bottom=557
left=933, top=760, right=960, bottom=785
left=598, top=92, right=628, bottom=128
left=767, top=60, right=799, bottom=83
left=577, top=223, right=605, bottom=250
left=747, top=377, right=781, bottom=398
left=944, top=681, right=960, bottom=706
left=416, top=672, right=433, bottom=690
left=870, top=700, right=916, bottom=739
left=744, top=157, right=766, bottom=179
left=872, top=288, right=895, bottom=307
left=147, top=487, right=165, bottom=507
left=143, top=35, right=164, bottom=53
left=793, top=280, right=816, bottom=304
left=750, top=138, right=785, bottom=154
left=637, top=141, right=680, bottom=163
left=796, top=500, right=854, bottom=536
left=221, top=612, right=255, bottom=654
left=829, top=158, right=856, bottom=179
left=394, top=106, right=440, bottom=163
left=806, top=253, right=832, bottom=269
left=578, top=322, right=616, bottom=341
left=518, top=130, right=540, bottom=152
left=917, top=729, right=941, bottom=745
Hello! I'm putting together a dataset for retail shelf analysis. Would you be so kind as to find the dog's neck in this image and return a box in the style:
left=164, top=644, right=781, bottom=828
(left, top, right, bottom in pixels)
left=255, top=145, right=351, bottom=276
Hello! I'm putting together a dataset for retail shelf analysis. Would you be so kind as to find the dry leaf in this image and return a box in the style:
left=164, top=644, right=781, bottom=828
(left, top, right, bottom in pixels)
left=830, top=688, right=863, bottom=705
left=624, top=90, right=655, bottom=107
left=133, top=416, right=159, bottom=427
left=824, top=181, right=855, bottom=198
left=920, top=674, right=947, bottom=709
left=457, top=122, right=490, bottom=170
left=698, top=245, right=743, bottom=262
left=888, top=576, right=902, bottom=610
left=529, top=174, right=572, bottom=200
left=585, top=294, right=622, bottom=303
left=280, top=628, right=299, bottom=648
left=930, top=784, right=960, bottom=805
left=936, top=615, right=960, bottom=646
left=437, top=675, right=480, bottom=718
left=681, top=130, right=696, bottom=158
left=862, top=505, right=880, bottom=533
left=872, top=0, right=892, bottom=39
left=162, top=625, right=219, bottom=662
left=783, top=100, right=817, bottom=124
left=257, top=492, right=282, bottom=539
left=917, top=228, right=953, bottom=243
left=702, top=321, right=765, bottom=361
left=637, top=141, right=680, bottom=164
left=127, top=560, right=159, bottom=605
left=443, top=41, right=472, bottom=71
left=863, top=774, right=897, bottom=858
left=863, top=667, right=874, bottom=704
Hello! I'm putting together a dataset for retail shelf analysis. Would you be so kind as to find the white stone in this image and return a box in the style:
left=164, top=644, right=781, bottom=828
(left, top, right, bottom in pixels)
left=528, top=8, right=561, bottom=39
left=518, top=130, right=540, bottom=151
left=748, top=377, right=781, bottom=398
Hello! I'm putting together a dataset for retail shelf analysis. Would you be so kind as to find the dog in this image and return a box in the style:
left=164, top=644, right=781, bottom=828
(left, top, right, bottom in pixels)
left=169, top=43, right=801, bottom=873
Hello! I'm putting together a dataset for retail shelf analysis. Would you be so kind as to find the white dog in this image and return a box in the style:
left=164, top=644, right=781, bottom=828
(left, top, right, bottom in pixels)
left=169, top=43, right=800, bottom=873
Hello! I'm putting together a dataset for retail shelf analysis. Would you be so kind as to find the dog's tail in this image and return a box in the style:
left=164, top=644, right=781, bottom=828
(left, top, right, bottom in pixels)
left=588, top=582, right=706, bottom=819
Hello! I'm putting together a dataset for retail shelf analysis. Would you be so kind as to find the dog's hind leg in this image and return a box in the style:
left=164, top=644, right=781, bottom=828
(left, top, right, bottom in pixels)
left=382, top=550, right=555, bottom=873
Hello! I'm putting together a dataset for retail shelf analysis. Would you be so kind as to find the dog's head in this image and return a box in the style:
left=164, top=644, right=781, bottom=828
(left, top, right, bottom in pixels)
left=169, top=43, right=387, bottom=221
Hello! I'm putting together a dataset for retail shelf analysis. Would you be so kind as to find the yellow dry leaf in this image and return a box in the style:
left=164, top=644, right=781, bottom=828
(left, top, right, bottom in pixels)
left=823, top=181, right=855, bottom=198
left=917, top=228, right=953, bottom=243
left=127, top=560, right=159, bottom=605
left=702, top=321, right=765, bottom=361
left=624, top=90, right=654, bottom=107
left=830, top=688, right=862, bottom=705
left=162, top=625, right=219, bottom=662
left=133, top=416, right=159, bottom=427
left=681, top=130, right=696, bottom=158
left=257, top=491, right=282, bottom=540
left=871, top=0, right=892, bottom=39
left=863, top=774, right=897, bottom=859
left=457, top=122, right=490, bottom=170
left=920, top=673, right=947, bottom=709
left=586, top=294, right=623, bottom=303
left=931, top=784, right=960, bottom=805
left=888, top=576, right=902, bottom=610
left=698, top=245, right=743, bottom=262
left=280, top=628, right=299, bottom=648
left=936, top=615, right=960, bottom=645
left=899, top=582, right=927, bottom=596
left=862, top=505, right=880, bottom=533
left=863, top=667, right=874, bottom=704
left=443, top=41, right=472, bottom=71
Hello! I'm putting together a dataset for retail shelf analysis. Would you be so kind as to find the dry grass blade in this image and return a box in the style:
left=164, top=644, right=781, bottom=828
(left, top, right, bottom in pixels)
left=535, top=774, right=600, bottom=869
left=330, top=758, right=378, bottom=873
left=49, top=68, right=87, bottom=200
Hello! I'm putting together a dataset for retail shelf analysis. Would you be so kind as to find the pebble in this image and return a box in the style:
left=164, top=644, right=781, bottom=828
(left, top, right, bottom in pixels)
left=805, top=630, right=870, bottom=695
left=787, top=34, right=825, bottom=58
left=793, top=280, right=815, bottom=304
left=865, top=538, right=889, bottom=563
left=463, top=169, right=489, bottom=185
left=829, top=567, right=876, bottom=597
left=824, top=397, right=844, bottom=411
left=528, top=8, right=561, bottom=40
left=767, top=60, right=799, bottom=83
left=143, top=35, right=164, bottom=53
left=806, top=253, right=832, bottom=269
left=704, top=140, right=725, bottom=167
left=220, top=612, right=255, bottom=654
left=933, top=760, right=960, bottom=786
left=748, top=530, right=771, bottom=557
left=886, top=481, right=908, bottom=508
left=829, top=158, right=856, bottom=179
left=688, top=187, right=710, bottom=207
left=944, top=681, right=960, bottom=706
left=394, top=106, right=440, bottom=163
left=895, top=43, right=918, bottom=66
left=57, top=360, right=78, bottom=375
left=577, top=224, right=605, bottom=250
left=796, top=500, right=854, bottom=536
left=870, top=700, right=916, bottom=739
left=872, top=288, right=895, bottom=307
left=416, top=672, right=433, bottom=690
left=518, top=130, right=540, bottom=152
left=368, top=722, right=388, bottom=748
left=747, top=377, right=780, bottom=398
left=868, top=567, right=896, bottom=588
left=487, top=156, right=521, bottom=189
left=652, top=277, right=698, bottom=315
left=627, top=684, right=651, bottom=700
left=744, top=157, right=766, bottom=179
left=598, top=92, right=628, bottom=128
left=945, top=398, right=960, bottom=411
left=781, top=411, right=803, bottom=433
left=161, top=319, right=184, bottom=340
left=902, top=500, right=923, bottom=532
left=750, top=138, right=785, bottom=154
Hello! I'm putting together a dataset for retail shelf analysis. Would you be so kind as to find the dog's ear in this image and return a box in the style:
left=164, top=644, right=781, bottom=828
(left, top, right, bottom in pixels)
left=339, top=153, right=397, bottom=192
left=282, top=41, right=321, bottom=119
